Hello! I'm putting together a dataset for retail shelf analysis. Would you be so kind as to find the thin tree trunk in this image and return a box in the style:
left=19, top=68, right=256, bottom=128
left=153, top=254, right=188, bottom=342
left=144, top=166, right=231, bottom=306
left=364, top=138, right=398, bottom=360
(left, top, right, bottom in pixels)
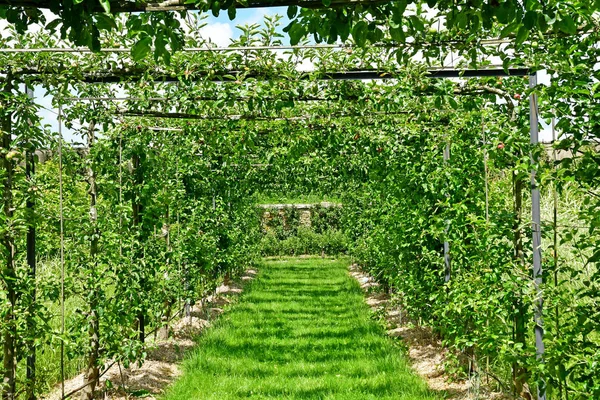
left=81, top=122, right=100, bottom=400
left=2, top=78, right=17, bottom=400
left=132, top=153, right=145, bottom=342
left=513, top=173, right=529, bottom=397
left=25, top=149, right=36, bottom=400
left=25, top=86, right=37, bottom=400
left=160, top=206, right=172, bottom=339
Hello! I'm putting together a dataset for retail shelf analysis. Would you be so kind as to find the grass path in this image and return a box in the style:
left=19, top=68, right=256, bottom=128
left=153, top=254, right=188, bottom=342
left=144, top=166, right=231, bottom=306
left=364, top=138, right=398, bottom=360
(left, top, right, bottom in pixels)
left=162, top=257, right=439, bottom=400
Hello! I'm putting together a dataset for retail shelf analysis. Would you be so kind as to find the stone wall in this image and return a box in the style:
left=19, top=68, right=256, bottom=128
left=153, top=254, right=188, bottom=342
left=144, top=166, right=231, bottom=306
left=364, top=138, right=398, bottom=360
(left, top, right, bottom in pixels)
left=258, top=202, right=341, bottom=231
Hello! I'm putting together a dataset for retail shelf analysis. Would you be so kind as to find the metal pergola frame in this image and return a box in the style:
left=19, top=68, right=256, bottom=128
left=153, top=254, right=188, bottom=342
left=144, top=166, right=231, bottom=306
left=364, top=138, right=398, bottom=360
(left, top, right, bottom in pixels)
left=0, top=0, right=392, bottom=12
left=0, top=39, right=513, bottom=54
left=5, top=51, right=545, bottom=400
left=10, top=66, right=529, bottom=84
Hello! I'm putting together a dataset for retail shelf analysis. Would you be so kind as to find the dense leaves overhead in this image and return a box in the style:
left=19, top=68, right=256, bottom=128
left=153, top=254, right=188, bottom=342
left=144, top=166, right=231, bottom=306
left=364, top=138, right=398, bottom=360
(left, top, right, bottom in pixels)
left=1, top=0, right=599, bottom=64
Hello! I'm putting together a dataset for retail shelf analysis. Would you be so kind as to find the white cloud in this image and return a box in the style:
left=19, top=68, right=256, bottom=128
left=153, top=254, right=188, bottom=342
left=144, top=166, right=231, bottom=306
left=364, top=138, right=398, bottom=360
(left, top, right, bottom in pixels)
left=200, top=23, right=233, bottom=48
left=295, top=58, right=315, bottom=72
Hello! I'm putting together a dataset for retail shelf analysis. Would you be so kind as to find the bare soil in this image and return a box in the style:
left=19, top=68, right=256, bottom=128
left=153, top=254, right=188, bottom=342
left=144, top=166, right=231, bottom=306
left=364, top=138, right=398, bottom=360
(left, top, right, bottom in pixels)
left=42, top=269, right=258, bottom=400
left=349, top=264, right=510, bottom=400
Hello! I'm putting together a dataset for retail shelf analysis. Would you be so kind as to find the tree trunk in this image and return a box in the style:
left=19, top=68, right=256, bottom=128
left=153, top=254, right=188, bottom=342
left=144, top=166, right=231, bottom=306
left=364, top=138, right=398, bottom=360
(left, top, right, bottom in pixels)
left=25, top=149, right=36, bottom=400
left=159, top=207, right=172, bottom=340
left=25, top=86, right=37, bottom=400
left=81, top=123, right=100, bottom=400
left=2, top=78, right=17, bottom=400
left=132, top=153, right=145, bottom=343
left=513, top=173, right=529, bottom=397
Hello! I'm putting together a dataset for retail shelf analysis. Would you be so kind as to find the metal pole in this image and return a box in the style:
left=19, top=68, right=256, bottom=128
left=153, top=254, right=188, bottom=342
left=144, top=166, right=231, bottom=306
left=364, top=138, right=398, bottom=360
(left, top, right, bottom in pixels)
left=443, top=143, right=451, bottom=283
left=0, top=39, right=512, bottom=54
left=58, top=103, right=66, bottom=400
left=529, top=73, right=546, bottom=400
left=25, top=85, right=36, bottom=400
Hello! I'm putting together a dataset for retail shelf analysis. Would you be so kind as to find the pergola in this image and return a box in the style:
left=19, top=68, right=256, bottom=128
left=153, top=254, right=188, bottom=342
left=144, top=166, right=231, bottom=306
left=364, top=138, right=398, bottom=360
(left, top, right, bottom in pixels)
left=0, top=9, right=549, bottom=397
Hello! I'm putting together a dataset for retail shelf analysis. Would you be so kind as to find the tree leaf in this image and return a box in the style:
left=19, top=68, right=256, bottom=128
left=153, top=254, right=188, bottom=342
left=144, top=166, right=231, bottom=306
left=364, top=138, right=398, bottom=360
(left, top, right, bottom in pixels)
left=352, top=21, right=368, bottom=47
left=515, top=26, right=528, bottom=47
left=287, top=6, right=298, bottom=19
left=287, top=22, right=306, bottom=45
left=557, top=14, right=577, bottom=35
left=132, top=36, right=152, bottom=61
left=95, top=14, right=117, bottom=31
left=99, top=0, right=111, bottom=13
left=227, top=6, right=236, bottom=20
left=45, top=18, right=62, bottom=31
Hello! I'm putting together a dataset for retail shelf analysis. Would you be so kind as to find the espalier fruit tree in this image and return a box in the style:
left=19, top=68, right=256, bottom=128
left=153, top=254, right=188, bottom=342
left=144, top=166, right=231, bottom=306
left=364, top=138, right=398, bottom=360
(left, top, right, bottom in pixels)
left=0, top=4, right=599, bottom=400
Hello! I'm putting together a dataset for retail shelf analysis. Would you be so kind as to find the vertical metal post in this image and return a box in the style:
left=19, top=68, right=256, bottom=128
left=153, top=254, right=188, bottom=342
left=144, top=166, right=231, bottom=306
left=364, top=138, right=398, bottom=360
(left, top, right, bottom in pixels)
left=25, top=85, right=36, bottom=400
left=2, top=73, right=17, bottom=400
left=58, top=103, right=66, bottom=400
left=443, top=144, right=451, bottom=283
left=529, top=73, right=546, bottom=400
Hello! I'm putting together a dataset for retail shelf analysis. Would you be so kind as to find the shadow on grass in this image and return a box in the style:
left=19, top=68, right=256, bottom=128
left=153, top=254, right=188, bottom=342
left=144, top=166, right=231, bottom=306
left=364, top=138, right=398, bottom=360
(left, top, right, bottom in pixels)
left=162, top=258, right=440, bottom=400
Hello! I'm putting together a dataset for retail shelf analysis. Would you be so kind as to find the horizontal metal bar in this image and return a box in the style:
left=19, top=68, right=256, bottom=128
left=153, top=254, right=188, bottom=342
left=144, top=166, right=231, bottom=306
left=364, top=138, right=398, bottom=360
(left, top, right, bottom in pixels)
left=430, top=68, right=530, bottom=78
left=0, top=0, right=402, bottom=14
left=30, top=67, right=529, bottom=84
left=119, top=110, right=414, bottom=120
left=0, top=39, right=512, bottom=54
left=148, top=127, right=183, bottom=131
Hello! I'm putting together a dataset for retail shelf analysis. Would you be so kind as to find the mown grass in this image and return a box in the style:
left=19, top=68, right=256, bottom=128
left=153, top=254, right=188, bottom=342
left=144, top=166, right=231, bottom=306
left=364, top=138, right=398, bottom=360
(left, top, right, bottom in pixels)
left=162, top=257, right=438, bottom=400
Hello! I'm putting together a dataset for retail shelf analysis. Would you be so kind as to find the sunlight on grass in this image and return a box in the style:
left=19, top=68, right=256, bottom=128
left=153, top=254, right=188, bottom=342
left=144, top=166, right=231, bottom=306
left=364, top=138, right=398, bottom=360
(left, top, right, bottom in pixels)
left=162, top=257, right=438, bottom=400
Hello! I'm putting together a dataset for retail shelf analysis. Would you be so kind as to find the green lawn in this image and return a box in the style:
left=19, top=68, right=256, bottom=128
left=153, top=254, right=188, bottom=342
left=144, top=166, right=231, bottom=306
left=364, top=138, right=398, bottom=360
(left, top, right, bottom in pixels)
left=162, top=257, right=439, bottom=400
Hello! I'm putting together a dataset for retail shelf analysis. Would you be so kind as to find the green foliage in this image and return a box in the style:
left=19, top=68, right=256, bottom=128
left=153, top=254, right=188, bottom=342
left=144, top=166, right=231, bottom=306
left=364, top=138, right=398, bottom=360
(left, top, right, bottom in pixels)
left=259, top=206, right=347, bottom=256
left=260, top=228, right=348, bottom=256
left=1, top=0, right=598, bottom=65
left=1, top=7, right=600, bottom=399
left=1, top=88, right=261, bottom=398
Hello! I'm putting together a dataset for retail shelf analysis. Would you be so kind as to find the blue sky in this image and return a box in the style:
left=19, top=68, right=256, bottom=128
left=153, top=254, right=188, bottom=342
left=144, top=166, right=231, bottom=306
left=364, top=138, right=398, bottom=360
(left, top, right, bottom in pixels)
left=31, top=7, right=289, bottom=143
left=192, top=7, right=291, bottom=47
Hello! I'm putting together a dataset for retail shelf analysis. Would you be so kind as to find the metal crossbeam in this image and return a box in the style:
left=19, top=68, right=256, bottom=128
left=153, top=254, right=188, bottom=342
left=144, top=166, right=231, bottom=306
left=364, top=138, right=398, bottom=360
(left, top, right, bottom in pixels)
left=0, top=0, right=390, bottom=13
left=12, top=67, right=530, bottom=84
